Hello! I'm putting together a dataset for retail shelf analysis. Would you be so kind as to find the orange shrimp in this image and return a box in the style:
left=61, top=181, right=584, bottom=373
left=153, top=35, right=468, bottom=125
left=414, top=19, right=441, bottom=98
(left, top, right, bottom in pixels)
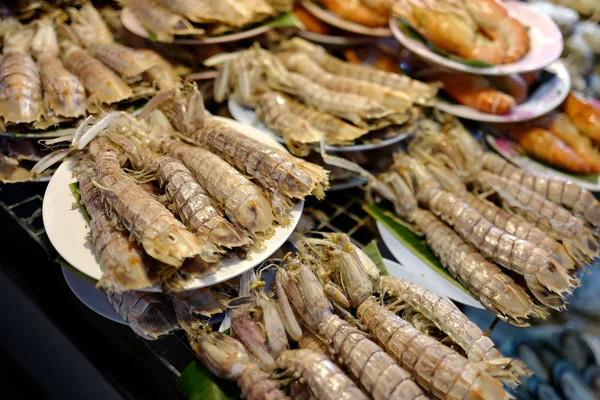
left=505, top=125, right=591, bottom=174
left=394, top=0, right=529, bottom=64
left=434, top=72, right=515, bottom=115
left=489, top=74, right=529, bottom=105
left=343, top=49, right=362, bottom=64
left=563, top=92, right=600, bottom=143
left=294, top=7, right=333, bottom=35
left=543, top=113, right=600, bottom=173
left=317, top=0, right=390, bottom=28
left=344, top=49, right=401, bottom=74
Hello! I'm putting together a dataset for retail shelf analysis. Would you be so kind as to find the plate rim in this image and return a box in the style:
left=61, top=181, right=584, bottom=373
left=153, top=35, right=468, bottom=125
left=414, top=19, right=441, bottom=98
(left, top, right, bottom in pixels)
left=434, top=60, right=571, bottom=122
left=43, top=117, right=305, bottom=291
left=297, top=30, right=380, bottom=46
left=389, top=1, right=563, bottom=75
left=227, top=98, right=414, bottom=153
left=301, top=0, right=392, bottom=37
left=120, top=7, right=272, bottom=45
left=376, top=220, right=485, bottom=309
left=62, top=266, right=126, bottom=324
left=484, top=133, right=600, bottom=192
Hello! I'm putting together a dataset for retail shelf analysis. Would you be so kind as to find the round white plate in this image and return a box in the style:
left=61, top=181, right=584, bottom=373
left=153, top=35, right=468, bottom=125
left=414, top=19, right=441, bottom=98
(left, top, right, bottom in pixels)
left=330, top=176, right=368, bottom=191
left=121, top=7, right=272, bottom=45
left=390, top=1, right=563, bottom=75
left=62, top=267, right=125, bottom=324
left=298, top=30, right=378, bottom=47
left=377, top=220, right=485, bottom=309
left=485, top=134, right=600, bottom=192
left=435, top=60, right=571, bottom=122
left=0, top=126, right=77, bottom=139
left=43, top=117, right=304, bottom=291
left=384, top=258, right=454, bottom=305
left=228, top=99, right=413, bottom=153
left=302, top=0, right=392, bottom=37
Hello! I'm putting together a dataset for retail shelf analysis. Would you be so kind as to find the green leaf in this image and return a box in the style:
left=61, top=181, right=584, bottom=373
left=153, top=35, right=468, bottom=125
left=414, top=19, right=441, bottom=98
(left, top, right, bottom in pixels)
left=363, top=203, right=476, bottom=298
left=396, top=20, right=495, bottom=68
left=69, top=182, right=91, bottom=223
left=265, top=12, right=304, bottom=29
left=363, top=240, right=388, bottom=276
left=177, top=361, right=239, bottom=400
left=56, top=257, right=99, bottom=284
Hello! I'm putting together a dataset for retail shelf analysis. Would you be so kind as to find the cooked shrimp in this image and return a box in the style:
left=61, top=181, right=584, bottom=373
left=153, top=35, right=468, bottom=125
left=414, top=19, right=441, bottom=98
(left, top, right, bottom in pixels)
left=294, top=7, right=333, bottom=34
left=542, top=112, right=600, bottom=172
left=505, top=125, right=591, bottom=174
left=393, top=0, right=529, bottom=64
left=433, top=72, right=516, bottom=115
left=317, top=0, right=390, bottom=27
left=563, top=91, right=600, bottom=143
left=489, top=74, right=529, bottom=105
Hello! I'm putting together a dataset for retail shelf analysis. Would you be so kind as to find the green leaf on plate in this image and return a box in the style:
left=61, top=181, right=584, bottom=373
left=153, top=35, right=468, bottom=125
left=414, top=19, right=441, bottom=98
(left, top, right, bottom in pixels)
left=56, top=257, right=99, bottom=284
left=265, top=12, right=304, bottom=29
left=69, top=182, right=91, bottom=223
left=177, top=361, right=239, bottom=400
left=363, top=240, right=388, bottom=276
left=396, top=20, right=494, bottom=68
left=363, top=203, right=476, bottom=298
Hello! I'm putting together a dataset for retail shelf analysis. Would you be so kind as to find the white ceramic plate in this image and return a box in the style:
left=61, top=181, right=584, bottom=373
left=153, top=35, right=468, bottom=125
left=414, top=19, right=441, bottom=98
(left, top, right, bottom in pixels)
left=62, top=267, right=125, bottom=324
left=43, top=117, right=304, bottom=291
left=121, top=7, right=272, bottom=45
left=390, top=1, right=563, bottom=75
left=377, top=221, right=485, bottom=309
left=302, top=0, right=392, bottom=37
left=228, top=99, right=413, bottom=153
left=384, top=258, right=454, bottom=305
left=485, top=134, right=600, bottom=192
left=297, top=30, right=379, bottom=47
left=435, top=60, right=571, bottom=122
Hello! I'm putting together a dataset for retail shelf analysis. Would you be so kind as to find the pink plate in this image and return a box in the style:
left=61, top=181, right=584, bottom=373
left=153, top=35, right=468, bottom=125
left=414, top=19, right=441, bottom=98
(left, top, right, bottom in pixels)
left=121, top=7, right=272, bottom=45
left=390, top=1, right=563, bottom=75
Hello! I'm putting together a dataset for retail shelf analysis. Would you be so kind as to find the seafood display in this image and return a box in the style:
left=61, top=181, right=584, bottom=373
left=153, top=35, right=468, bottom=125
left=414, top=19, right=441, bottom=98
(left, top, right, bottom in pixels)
left=48, top=85, right=327, bottom=292
left=0, top=3, right=180, bottom=133
left=207, top=38, right=437, bottom=156
left=122, top=0, right=294, bottom=42
left=393, top=0, right=531, bottom=64
left=357, top=111, right=600, bottom=322
left=105, top=231, right=530, bottom=400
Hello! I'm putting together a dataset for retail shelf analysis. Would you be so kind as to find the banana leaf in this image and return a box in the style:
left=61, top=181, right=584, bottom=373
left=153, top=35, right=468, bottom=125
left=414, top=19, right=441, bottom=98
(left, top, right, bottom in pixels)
left=363, top=240, right=388, bottom=276
left=178, top=361, right=240, bottom=400
left=363, top=203, right=476, bottom=298
left=265, top=12, right=303, bottom=29
left=396, top=19, right=494, bottom=68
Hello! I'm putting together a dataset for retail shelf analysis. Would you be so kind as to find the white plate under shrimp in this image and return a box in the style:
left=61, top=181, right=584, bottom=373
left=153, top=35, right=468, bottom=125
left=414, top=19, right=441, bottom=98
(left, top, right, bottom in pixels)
left=484, top=133, right=600, bottom=192
left=376, top=221, right=485, bottom=309
left=43, top=117, right=304, bottom=292
left=389, top=1, right=564, bottom=75
left=302, top=1, right=392, bottom=37
left=62, top=267, right=125, bottom=324
left=121, top=7, right=273, bottom=45
left=227, top=99, right=414, bottom=153
left=435, top=60, right=571, bottom=123
left=297, top=30, right=379, bottom=47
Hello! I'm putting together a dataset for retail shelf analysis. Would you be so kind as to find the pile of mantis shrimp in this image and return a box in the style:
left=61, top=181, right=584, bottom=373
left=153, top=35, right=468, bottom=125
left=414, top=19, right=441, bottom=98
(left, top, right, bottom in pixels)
left=109, top=231, right=532, bottom=400
left=205, top=37, right=439, bottom=156
left=358, top=110, right=600, bottom=326
left=55, top=84, right=328, bottom=292
left=0, top=3, right=178, bottom=132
